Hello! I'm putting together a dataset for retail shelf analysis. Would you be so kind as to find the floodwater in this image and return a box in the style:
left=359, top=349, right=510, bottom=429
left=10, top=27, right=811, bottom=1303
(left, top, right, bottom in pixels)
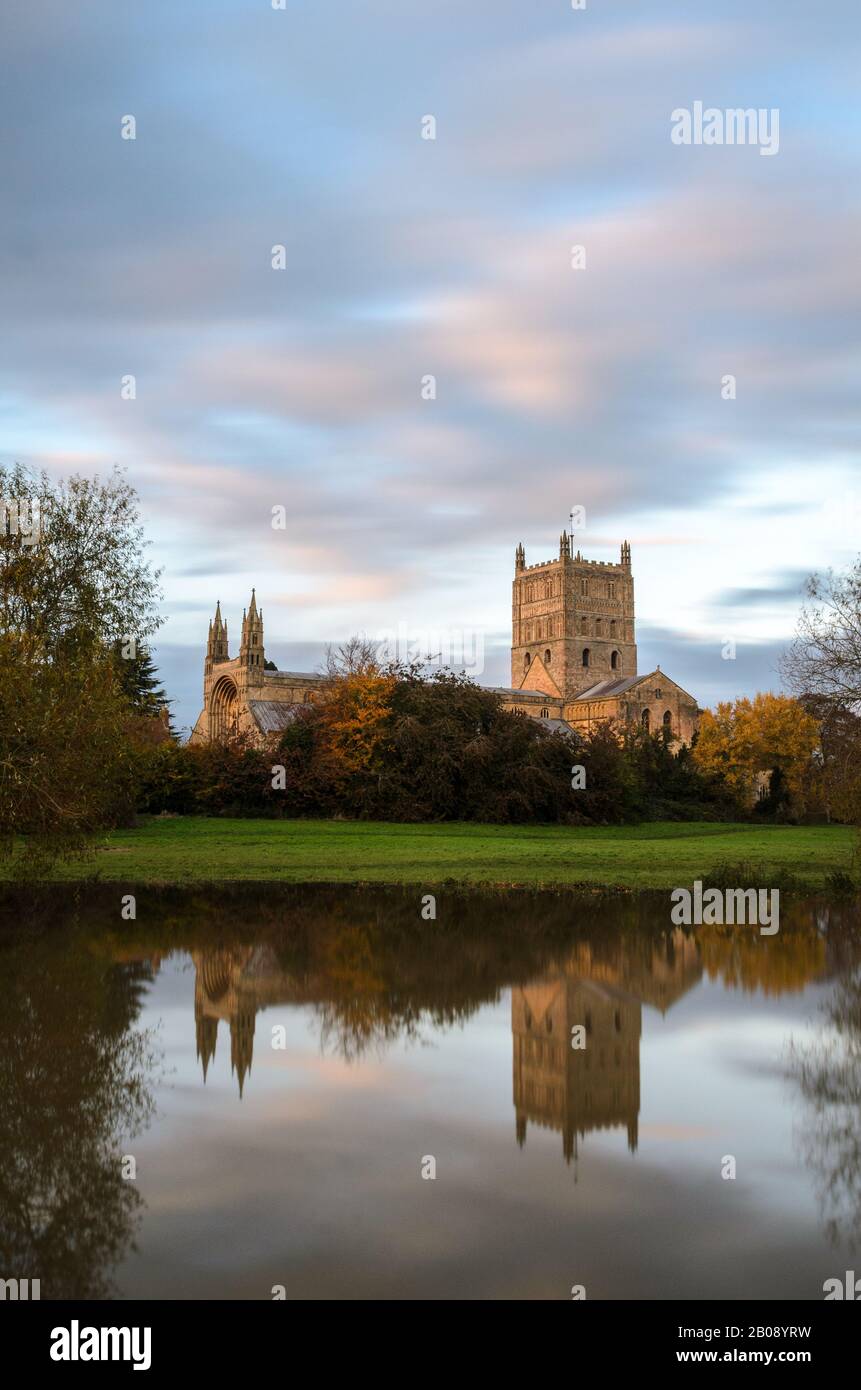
left=2, top=885, right=860, bottom=1300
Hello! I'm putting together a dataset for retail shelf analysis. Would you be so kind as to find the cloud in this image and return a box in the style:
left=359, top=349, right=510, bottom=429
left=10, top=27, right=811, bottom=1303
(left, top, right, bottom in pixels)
left=709, top=570, right=810, bottom=611
left=2, top=0, right=859, bottom=712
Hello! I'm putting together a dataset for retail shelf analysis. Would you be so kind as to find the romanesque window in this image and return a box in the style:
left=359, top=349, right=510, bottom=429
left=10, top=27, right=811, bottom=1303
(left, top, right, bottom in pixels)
left=663, top=710, right=673, bottom=733
left=611, top=650, right=620, bottom=670
left=544, top=649, right=551, bottom=664
left=524, top=653, right=531, bottom=670
left=582, top=648, right=590, bottom=668
left=641, top=709, right=650, bottom=731
left=540, top=706, right=549, bottom=718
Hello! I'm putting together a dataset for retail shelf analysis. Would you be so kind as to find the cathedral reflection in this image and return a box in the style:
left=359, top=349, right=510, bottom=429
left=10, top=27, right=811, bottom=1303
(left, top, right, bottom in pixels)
left=187, top=930, right=705, bottom=1159
left=193, top=946, right=284, bottom=1096
left=512, top=932, right=702, bottom=1161
left=179, top=900, right=836, bottom=1174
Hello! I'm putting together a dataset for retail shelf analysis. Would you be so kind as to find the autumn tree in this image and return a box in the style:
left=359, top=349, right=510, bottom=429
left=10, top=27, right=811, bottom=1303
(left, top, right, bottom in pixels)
left=692, top=693, right=820, bottom=815
left=315, top=668, right=396, bottom=792
left=0, top=464, right=164, bottom=868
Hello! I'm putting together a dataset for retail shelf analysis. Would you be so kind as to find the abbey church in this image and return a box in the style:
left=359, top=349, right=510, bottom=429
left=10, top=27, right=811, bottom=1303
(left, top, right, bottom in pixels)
left=496, top=532, right=699, bottom=743
left=190, top=530, right=699, bottom=745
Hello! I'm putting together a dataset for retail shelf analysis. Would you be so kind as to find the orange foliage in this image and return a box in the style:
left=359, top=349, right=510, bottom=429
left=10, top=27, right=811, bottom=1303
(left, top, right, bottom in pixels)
left=315, top=671, right=395, bottom=779
left=693, top=692, right=820, bottom=808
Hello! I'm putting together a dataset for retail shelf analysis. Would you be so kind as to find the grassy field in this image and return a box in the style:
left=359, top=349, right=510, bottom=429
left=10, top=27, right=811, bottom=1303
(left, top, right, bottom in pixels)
left=23, top=816, right=858, bottom=889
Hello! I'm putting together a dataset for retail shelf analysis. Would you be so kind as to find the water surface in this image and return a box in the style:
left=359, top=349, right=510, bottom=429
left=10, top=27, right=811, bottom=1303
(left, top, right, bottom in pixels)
left=2, top=886, right=859, bottom=1300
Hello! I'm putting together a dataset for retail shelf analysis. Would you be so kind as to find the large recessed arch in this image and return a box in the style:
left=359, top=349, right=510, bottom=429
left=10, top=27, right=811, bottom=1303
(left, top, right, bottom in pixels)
left=210, top=675, right=239, bottom=742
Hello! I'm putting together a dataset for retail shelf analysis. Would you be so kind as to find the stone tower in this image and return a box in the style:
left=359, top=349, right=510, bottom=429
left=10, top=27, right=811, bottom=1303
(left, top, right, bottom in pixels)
left=237, top=588, right=265, bottom=693
left=205, top=601, right=229, bottom=677
left=511, top=532, right=637, bottom=699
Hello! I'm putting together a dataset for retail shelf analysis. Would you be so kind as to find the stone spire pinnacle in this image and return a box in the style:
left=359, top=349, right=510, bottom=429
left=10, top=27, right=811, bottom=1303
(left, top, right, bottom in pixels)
left=207, top=601, right=228, bottom=663
left=240, top=587, right=265, bottom=679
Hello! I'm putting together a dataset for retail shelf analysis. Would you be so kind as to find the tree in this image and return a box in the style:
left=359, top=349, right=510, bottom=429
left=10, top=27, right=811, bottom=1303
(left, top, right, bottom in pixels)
left=0, top=465, right=164, bottom=867
left=802, top=698, right=861, bottom=825
left=0, top=462, right=163, bottom=658
left=692, top=693, right=820, bottom=815
left=322, top=633, right=381, bottom=678
left=781, top=560, right=861, bottom=712
left=0, top=634, right=136, bottom=870
left=112, top=640, right=175, bottom=739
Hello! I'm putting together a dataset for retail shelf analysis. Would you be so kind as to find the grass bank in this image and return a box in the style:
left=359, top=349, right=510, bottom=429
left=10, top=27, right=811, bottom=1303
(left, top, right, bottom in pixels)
left=20, top=816, right=857, bottom=890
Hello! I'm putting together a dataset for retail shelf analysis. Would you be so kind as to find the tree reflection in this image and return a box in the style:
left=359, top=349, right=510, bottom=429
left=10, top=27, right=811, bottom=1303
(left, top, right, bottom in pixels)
left=0, top=921, right=158, bottom=1298
left=790, top=905, right=861, bottom=1250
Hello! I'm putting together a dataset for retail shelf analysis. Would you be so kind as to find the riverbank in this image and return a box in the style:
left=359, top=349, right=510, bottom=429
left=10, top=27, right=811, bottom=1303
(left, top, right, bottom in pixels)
left=15, top=816, right=856, bottom=889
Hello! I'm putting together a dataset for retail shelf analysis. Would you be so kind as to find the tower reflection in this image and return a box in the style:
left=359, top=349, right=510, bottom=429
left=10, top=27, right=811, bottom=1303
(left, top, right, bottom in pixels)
left=512, top=932, right=702, bottom=1160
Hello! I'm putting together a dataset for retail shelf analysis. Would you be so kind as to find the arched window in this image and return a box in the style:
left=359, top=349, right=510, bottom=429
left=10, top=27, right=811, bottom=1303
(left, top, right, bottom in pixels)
left=663, top=709, right=673, bottom=734
left=582, top=648, right=590, bottom=668
left=611, top=650, right=620, bottom=670
left=540, top=706, right=549, bottom=718
left=641, top=708, right=650, bottom=732
left=544, top=648, right=551, bottom=664
left=524, top=652, right=531, bottom=670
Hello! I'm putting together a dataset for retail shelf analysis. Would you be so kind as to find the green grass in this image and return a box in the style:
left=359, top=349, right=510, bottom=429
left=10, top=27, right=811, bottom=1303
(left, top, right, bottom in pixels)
left=21, top=816, right=858, bottom=889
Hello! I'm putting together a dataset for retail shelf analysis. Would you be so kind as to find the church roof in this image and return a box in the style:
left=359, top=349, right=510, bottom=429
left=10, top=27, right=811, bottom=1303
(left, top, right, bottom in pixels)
left=248, top=700, right=303, bottom=734
left=538, top=717, right=573, bottom=735
left=265, top=670, right=324, bottom=682
left=486, top=686, right=557, bottom=699
left=573, top=675, right=643, bottom=700
left=573, top=670, right=697, bottom=703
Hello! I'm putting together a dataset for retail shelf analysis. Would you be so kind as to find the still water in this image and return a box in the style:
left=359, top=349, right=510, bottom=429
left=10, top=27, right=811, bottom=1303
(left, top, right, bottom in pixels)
left=2, top=886, right=860, bottom=1300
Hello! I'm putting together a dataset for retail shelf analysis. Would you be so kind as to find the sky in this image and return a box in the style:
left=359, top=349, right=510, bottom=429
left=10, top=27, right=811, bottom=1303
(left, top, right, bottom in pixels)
left=2, top=0, right=859, bottom=736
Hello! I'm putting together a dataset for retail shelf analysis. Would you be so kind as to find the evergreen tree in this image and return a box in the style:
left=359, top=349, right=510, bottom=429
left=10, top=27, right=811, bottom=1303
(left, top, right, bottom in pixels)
left=112, top=640, right=175, bottom=734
